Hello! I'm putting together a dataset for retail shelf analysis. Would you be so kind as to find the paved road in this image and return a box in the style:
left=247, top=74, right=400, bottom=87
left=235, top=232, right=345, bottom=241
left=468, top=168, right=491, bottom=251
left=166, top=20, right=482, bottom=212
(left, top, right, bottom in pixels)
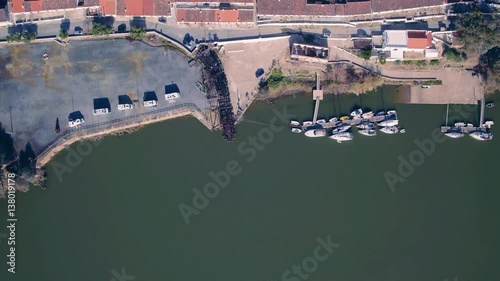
left=0, top=17, right=442, bottom=47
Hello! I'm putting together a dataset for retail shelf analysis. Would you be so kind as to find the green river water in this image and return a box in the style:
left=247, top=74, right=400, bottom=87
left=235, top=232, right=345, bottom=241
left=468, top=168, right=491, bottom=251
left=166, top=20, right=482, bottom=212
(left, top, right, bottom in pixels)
left=1, top=87, right=499, bottom=281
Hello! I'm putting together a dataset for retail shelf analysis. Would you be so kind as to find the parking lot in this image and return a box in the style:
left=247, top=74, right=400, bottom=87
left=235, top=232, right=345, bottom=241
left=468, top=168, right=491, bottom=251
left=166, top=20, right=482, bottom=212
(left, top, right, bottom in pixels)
left=0, top=39, right=209, bottom=152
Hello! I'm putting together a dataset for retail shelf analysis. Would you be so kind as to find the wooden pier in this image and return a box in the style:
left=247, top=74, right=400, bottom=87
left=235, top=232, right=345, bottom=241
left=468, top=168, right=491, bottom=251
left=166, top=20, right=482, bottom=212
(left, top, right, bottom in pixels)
left=303, top=113, right=397, bottom=130
left=440, top=98, right=492, bottom=134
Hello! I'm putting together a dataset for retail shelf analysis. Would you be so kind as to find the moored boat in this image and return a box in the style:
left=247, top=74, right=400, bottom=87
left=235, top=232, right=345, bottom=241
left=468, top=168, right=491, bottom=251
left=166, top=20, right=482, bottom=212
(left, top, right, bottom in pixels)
left=350, top=109, right=363, bottom=117
left=361, top=111, right=374, bottom=119
left=316, top=119, right=326, bottom=124
left=305, top=129, right=326, bottom=138
left=332, top=124, right=351, bottom=134
left=378, top=119, right=399, bottom=127
left=400, top=129, right=406, bottom=134
left=291, top=128, right=302, bottom=133
left=444, top=131, right=464, bottom=138
left=340, top=116, right=350, bottom=121
left=290, top=120, right=300, bottom=126
left=469, top=131, right=493, bottom=141
left=356, top=122, right=375, bottom=130
left=329, top=132, right=354, bottom=143
left=467, top=123, right=474, bottom=127
left=376, top=111, right=386, bottom=116
left=454, top=122, right=466, bottom=127
left=386, top=110, right=397, bottom=116
left=303, top=121, right=313, bottom=127
left=380, top=126, right=399, bottom=134
left=329, top=117, right=338, bottom=123
left=358, top=129, right=377, bottom=137
left=486, top=102, right=495, bottom=108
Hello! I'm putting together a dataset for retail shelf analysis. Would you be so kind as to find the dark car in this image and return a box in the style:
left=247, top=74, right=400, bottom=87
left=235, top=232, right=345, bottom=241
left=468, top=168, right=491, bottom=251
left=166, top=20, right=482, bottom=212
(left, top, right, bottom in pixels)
left=255, top=68, right=265, bottom=78
left=158, top=17, right=167, bottom=23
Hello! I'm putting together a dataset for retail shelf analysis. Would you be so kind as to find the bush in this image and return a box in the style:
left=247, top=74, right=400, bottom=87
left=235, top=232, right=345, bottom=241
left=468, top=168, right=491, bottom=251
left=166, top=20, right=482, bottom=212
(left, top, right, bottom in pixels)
left=416, top=60, right=427, bottom=67
left=359, top=46, right=372, bottom=60
left=59, top=29, right=69, bottom=39
left=264, top=68, right=291, bottom=89
left=6, top=33, right=22, bottom=42
left=91, top=23, right=113, bottom=36
left=379, top=57, right=386, bottom=64
left=6, top=32, right=35, bottom=43
left=129, top=26, right=146, bottom=40
left=443, top=48, right=466, bottom=62
left=430, top=59, right=440, bottom=65
left=402, top=60, right=413, bottom=65
left=22, top=32, right=36, bottom=43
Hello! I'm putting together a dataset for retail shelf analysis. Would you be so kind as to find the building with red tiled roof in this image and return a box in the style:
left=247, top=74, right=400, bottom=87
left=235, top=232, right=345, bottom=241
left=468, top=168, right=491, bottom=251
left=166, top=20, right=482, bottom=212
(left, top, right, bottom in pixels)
left=372, top=0, right=444, bottom=12
left=10, top=0, right=24, bottom=13
left=100, top=0, right=116, bottom=15
left=177, top=7, right=254, bottom=23
left=25, top=0, right=43, bottom=12
left=407, top=30, right=432, bottom=49
left=256, top=0, right=371, bottom=16
left=154, top=0, right=171, bottom=16
left=42, top=0, right=76, bottom=10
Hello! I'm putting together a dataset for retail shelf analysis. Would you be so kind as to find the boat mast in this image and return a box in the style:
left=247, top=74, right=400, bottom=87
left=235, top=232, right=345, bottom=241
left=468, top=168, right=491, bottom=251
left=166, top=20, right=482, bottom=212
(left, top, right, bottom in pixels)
left=446, top=103, right=449, bottom=126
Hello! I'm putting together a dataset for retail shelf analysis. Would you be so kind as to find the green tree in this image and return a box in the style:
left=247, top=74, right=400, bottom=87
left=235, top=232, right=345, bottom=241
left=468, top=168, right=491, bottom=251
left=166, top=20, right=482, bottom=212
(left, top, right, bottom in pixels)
left=22, top=32, right=36, bottom=43
left=430, top=59, right=440, bottom=65
left=453, top=8, right=500, bottom=54
left=379, top=57, right=386, bottom=64
left=359, top=46, right=372, bottom=60
left=415, top=60, right=427, bottom=67
left=402, top=60, right=413, bottom=65
left=443, top=48, right=465, bottom=62
left=6, top=33, right=21, bottom=42
left=59, top=29, right=69, bottom=39
left=129, top=26, right=146, bottom=40
left=91, top=23, right=113, bottom=36
left=0, top=122, right=16, bottom=164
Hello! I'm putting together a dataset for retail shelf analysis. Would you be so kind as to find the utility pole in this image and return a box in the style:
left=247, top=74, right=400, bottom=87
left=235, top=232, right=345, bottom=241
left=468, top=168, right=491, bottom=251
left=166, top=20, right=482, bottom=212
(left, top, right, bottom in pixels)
left=9, top=106, right=13, bottom=133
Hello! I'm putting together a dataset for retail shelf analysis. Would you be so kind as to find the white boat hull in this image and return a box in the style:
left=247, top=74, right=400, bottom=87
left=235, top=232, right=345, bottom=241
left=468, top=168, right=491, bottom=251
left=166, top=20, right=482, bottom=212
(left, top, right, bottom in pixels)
left=291, top=128, right=302, bottom=133
left=332, top=125, right=351, bottom=134
left=303, top=121, right=313, bottom=127
left=378, top=119, right=399, bottom=127
left=329, top=132, right=354, bottom=142
left=305, top=129, right=326, bottom=138
left=469, top=131, right=493, bottom=141
left=358, top=129, right=377, bottom=136
left=290, top=121, right=300, bottom=126
left=380, top=126, right=399, bottom=134
left=350, top=109, right=363, bottom=117
left=361, top=111, right=374, bottom=119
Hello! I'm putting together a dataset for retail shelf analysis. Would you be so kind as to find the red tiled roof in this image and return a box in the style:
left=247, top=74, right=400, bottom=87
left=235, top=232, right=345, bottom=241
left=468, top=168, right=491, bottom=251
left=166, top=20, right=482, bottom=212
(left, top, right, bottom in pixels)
left=83, top=0, right=101, bottom=6
left=177, top=8, right=215, bottom=22
left=125, top=0, right=142, bottom=15
left=100, top=0, right=116, bottom=14
left=372, top=0, right=443, bottom=12
left=256, top=0, right=371, bottom=16
left=26, top=0, right=43, bottom=12
left=238, top=9, right=254, bottom=22
left=11, top=0, right=24, bottom=13
left=116, top=0, right=125, bottom=14
left=155, top=0, right=171, bottom=16
left=407, top=30, right=432, bottom=49
left=42, top=0, right=76, bottom=10
left=215, top=9, right=238, bottom=22
left=143, top=0, right=154, bottom=15
left=176, top=0, right=253, bottom=2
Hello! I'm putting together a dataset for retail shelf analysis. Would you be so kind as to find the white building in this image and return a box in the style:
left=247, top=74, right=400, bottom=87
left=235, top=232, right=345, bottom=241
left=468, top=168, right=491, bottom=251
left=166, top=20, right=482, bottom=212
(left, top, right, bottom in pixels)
left=143, top=100, right=158, bottom=108
left=118, top=103, right=134, bottom=111
left=380, top=30, right=436, bottom=60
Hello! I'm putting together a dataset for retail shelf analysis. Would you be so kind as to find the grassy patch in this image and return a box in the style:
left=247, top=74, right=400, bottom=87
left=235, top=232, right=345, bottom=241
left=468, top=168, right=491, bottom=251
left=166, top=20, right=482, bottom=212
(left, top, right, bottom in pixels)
left=413, top=80, right=443, bottom=86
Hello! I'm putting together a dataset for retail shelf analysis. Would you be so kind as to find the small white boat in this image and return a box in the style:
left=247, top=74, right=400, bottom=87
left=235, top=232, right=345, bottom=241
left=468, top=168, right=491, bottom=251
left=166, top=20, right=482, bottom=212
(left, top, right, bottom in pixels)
left=350, top=109, right=363, bottom=117
left=378, top=119, right=399, bottom=127
left=454, top=122, right=466, bottom=127
left=358, top=129, right=377, bottom=137
left=466, top=123, right=474, bottom=127
left=316, top=119, right=326, bottom=124
left=291, top=128, right=302, bottom=133
left=483, top=121, right=495, bottom=128
left=340, top=116, right=350, bottom=121
left=329, top=117, right=338, bottom=123
left=444, top=131, right=464, bottom=138
left=380, top=126, right=399, bottom=134
left=400, top=129, right=406, bottom=134
left=486, top=102, right=495, bottom=108
left=361, top=111, right=374, bottom=119
left=303, top=121, right=313, bottom=127
left=330, top=132, right=354, bottom=143
left=386, top=110, right=397, bottom=116
left=469, top=131, right=493, bottom=141
left=332, top=125, right=351, bottom=134
left=357, top=122, right=375, bottom=130
left=290, top=121, right=300, bottom=126
left=376, top=111, right=386, bottom=116
left=305, top=129, right=326, bottom=138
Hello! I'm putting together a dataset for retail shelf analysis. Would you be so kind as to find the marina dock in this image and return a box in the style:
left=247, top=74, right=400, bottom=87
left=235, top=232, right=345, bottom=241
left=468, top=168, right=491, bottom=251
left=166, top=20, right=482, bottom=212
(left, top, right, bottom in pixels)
left=440, top=98, right=492, bottom=134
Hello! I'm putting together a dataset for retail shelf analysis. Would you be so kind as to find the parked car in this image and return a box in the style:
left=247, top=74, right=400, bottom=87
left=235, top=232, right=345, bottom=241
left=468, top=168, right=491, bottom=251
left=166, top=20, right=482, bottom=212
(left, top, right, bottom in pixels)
left=421, top=85, right=430, bottom=89
left=74, top=27, right=83, bottom=35
left=158, top=17, right=166, bottom=23
left=255, top=68, right=265, bottom=78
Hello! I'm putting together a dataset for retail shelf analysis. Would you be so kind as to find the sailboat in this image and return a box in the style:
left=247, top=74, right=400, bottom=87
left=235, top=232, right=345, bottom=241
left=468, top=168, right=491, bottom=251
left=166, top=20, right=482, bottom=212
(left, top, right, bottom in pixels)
left=444, top=103, right=465, bottom=138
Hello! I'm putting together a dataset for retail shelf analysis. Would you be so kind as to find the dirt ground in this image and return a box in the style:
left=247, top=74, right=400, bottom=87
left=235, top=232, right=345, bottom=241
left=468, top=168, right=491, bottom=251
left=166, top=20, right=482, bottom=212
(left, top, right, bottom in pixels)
left=218, top=37, right=290, bottom=116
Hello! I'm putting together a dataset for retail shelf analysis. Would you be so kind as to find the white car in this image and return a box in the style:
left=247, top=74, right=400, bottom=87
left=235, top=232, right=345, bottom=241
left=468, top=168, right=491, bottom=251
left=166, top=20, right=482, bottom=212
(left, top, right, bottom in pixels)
left=421, top=85, right=430, bottom=89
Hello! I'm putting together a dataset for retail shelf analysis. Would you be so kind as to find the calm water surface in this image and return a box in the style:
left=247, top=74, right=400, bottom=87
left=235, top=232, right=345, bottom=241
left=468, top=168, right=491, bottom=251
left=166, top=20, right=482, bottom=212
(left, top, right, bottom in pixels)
left=1, top=87, right=498, bottom=281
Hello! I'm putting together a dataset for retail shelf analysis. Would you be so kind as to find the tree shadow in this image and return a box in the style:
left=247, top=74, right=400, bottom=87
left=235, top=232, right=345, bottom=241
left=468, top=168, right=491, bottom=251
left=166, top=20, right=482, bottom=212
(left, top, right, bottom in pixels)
left=143, top=91, right=158, bottom=101
left=130, top=16, right=147, bottom=29
left=92, top=16, right=115, bottom=27
left=117, top=23, right=127, bottom=33
left=60, top=18, right=70, bottom=31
